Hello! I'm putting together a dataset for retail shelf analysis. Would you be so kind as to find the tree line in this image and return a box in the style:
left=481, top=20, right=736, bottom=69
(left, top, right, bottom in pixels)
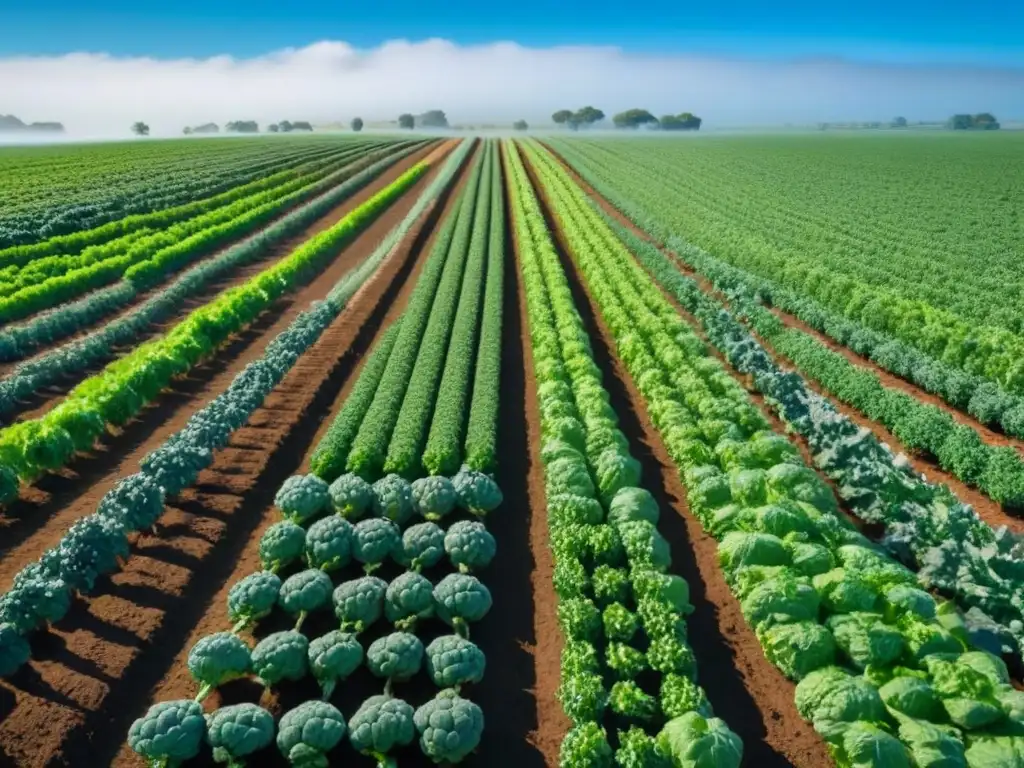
left=550, top=107, right=702, bottom=130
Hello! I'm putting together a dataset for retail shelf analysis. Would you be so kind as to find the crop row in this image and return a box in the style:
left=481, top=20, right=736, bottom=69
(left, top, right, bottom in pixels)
left=0, top=138, right=366, bottom=249
left=593, top=200, right=1024, bottom=667
left=0, top=143, right=395, bottom=325
left=0, top=157, right=431, bottom=500
left=507, top=142, right=744, bottom=766
left=523, top=140, right=1024, bottom=766
left=0, top=139, right=471, bottom=678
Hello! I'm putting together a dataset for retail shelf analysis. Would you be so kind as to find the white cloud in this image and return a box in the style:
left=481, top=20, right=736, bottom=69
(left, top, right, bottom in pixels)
left=1, top=38, right=1022, bottom=136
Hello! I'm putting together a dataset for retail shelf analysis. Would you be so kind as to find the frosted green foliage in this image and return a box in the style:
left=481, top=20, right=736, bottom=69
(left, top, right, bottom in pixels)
left=433, top=574, right=492, bottom=634
left=278, top=569, right=333, bottom=618
left=452, top=468, right=503, bottom=515
left=348, top=694, right=415, bottom=758
left=352, top=518, right=400, bottom=572
left=128, top=700, right=206, bottom=767
left=328, top=473, right=373, bottom=519
left=275, top=474, right=329, bottom=524
left=385, top=571, right=435, bottom=629
left=367, top=631, right=424, bottom=681
left=188, top=632, right=251, bottom=699
left=414, top=689, right=485, bottom=763
left=425, top=635, right=486, bottom=688
left=395, top=522, right=446, bottom=571
left=372, top=475, right=415, bottom=525
left=227, top=571, right=282, bottom=627
left=0, top=623, right=30, bottom=676
left=308, top=630, right=363, bottom=700
left=276, top=700, right=346, bottom=768
left=332, top=576, right=387, bottom=633
left=205, top=703, right=274, bottom=766
left=411, top=476, right=457, bottom=520
left=304, top=516, right=353, bottom=571
left=251, top=630, right=309, bottom=686
left=607, top=486, right=659, bottom=527
left=259, top=521, right=306, bottom=572
left=444, top=520, right=496, bottom=572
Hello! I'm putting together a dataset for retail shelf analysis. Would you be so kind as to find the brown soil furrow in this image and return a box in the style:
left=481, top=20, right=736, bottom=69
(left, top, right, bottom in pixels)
left=0, top=141, right=461, bottom=768
left=0, top=143, right=442, bottom=572
left=542, top=144, right=1024, bottom=535
left=520, top=145, right=831, bottom=766
left=0, top=142, right=432, bottom=425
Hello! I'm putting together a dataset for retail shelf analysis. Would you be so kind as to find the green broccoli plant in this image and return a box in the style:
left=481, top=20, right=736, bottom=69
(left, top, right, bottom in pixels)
left=602, top=602, right=639, bottom=643
left=425, top=635, right=486, bottom=689
left=606, top=642, right=647, bottom=679
left=394, top=522, right=446, bottom=571
left=128, top=699, right=206, bottom=767
left=372, top=474, right=415, bottom=525
left=452, top=468, right=503, bottom=516
left=557, top=597, right=602, bottom=644
left=251, top=630, right=309, bottom=687
left=276, top=700, right=346, bottom=768
left=411, top=476, right=457, bottom=520
left=226, top=571, right=281, bottom=632
left=444, top=521, right=496, bottom=573
left=0, top=622, right=30, bottom=676
left=333, top=575, right=387, bottom=633
left=205, top=703, right=274, bottom=767
left=328, top=473, right=374, bottom=519
left=278, top=569, right=333, bottom=629
left=275, top=474, right=330, bottom=525
left=304, top=516, right=353, bottom=572
left=661, top=673, right=713, bottom=719
left=187, top=632, right=252, bottom=701
left=591, top=565, right=631, bottom=606
left=559, top=722, right=613, bottom=768
left=616, top=727, right=672, bottom=768
left=353, top=518, right=400, bottom=573
left=348, top=694, right=415, bottom=768
left=367, top=631, right=424, bottom=688
left=0, top=563, right=72, bottom=634
left=308, top=630, right=363, bottom=700
left=558, top=669, right=608, bottom=724
left=384, top=572, right=435, bottom=629
left=259, top=521, right=307, bottom=572
left=609, top=680, right=659, bottom=723
left=414, top=689, right=484, bottom=764
left=433, top=574, right=493, bottom=637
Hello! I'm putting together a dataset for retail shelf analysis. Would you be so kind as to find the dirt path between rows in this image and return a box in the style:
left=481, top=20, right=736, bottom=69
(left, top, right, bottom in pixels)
left=541, top=143, right=1024, bottom=537
left=0, top=141, right=454, bottom=768
left=0, top=141, right=424, bottom=424
left=0, top=142, right=441, bottom=575
left=519, top=143, right=832, bottom=767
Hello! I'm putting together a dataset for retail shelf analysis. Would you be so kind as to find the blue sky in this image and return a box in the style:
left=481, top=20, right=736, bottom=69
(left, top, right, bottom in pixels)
left=4, top=0, right=1024, bottom=65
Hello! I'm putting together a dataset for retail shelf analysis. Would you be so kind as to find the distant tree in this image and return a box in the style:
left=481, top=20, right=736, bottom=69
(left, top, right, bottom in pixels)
left=226, top=120, right=259, bottom=133
left=892, top=116, right=908, bottom=128
left=192, top=123, right=219, bottom=134
left=351, top=117, right=364, bottom=132
left=659, top=113, right=702, bottom=131
left=947, top=114, right=973, bottom=130
left=513, top=119, right=529, bottom=131
left=947, top=113, right=1000, bottom=130
left=419, top=110, right=449, bottom=128
left=268, top=123, right=280, bottom=133
left=573, top=106, right=605, bottom=127
left=613, top=109, right=658, bottom=129
left=552, top=109, right=574, bottom=126
left=131, top=121, right=150, bottom=136
left=291, top=121, right=313, bottom=131
left=398, top=113, right=415, bottom=129
left=278, top=120, right=294, bottom=133
left=183, top=126, right=193, bottom=135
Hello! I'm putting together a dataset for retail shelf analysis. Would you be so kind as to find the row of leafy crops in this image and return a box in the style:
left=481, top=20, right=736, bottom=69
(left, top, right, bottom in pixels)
left=0, top=143, right=425, bottom=417
left=0, top=157, right=431, bottom=502
left=506, top=142, right=745, bottom=767
left=0, top=139, right=472, bottom=680
left=0, top=137, right=367, bottom=248
left=125, top=140, right=508, bottom=768
left=547, top=136, right=1024, bottom=400
left=593, top=202, right=1024, bottom=668
left=548, top=143, right=1024, bottom=509
left=522, top=140, right=1024, bottom=767
left=0, top=143, right=402, bottom=326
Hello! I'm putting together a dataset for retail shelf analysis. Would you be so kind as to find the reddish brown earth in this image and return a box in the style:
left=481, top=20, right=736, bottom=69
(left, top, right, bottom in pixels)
left=518, top=143, right=832, bottom=766
left=0, top=139, right=457, bottom=768
left=542, top=143, right=1024, bottom=536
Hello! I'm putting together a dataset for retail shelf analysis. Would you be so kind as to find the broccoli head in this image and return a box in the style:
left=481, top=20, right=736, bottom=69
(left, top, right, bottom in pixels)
left=226, top=571, right=282, bottom=629
left=304, top=516, right=353, bottom=572
left=425, top=635, right=486, bottom=689
left=394, top=522, right=446, bottom=571
left=384, top=571, right=435, bottom=629
left=259, top=521, right=307, bottom=572
left=278, top=569, right=334, bottom=624
left=275, top=474, right=330, bottom=524
left=251, top=630, right=309, bottom=686
left=128, top=699, right=206, bottom=767
left=444, top=521, right=496, bottom=573
left=414, top=689, right=484, bottom=764
left=205, top=702, right=274, bottom=766
left=333, top=576, right=388, bottom=633
left=452, top=468, right=503, bottom=516
left=371, top=475, right=415, bottom=526
left=367, top=631, right=424, bottom=682
left=308, top=630, right=363, bottom=700
left=352, top=518, right=400, bottom=573
left=276, top=700, right=346, bottom=768
left=188, top=632, right=252, bottom=701
left=0, top=564, right=72, bottom=634
left=411, top=476, right=457, bottom=520
left=328, top=473, right=374, bottom=519
left=433, top=574, right=493, bottom=636
left=348, top=694, right=415, bottom=760
left=0, top=622, right=30, bottom=677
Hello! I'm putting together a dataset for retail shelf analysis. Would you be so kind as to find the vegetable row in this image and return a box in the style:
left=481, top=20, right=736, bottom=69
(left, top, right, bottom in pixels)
left=0, top=140, right=471, bottom=678
left=507, top=140, right=744, bottom=768
left=522, top=139, right=1024, bottom=767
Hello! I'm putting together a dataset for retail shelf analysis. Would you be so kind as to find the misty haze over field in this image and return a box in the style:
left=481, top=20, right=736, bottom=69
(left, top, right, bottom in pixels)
left=2, top=38, right=1023, bottom=136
